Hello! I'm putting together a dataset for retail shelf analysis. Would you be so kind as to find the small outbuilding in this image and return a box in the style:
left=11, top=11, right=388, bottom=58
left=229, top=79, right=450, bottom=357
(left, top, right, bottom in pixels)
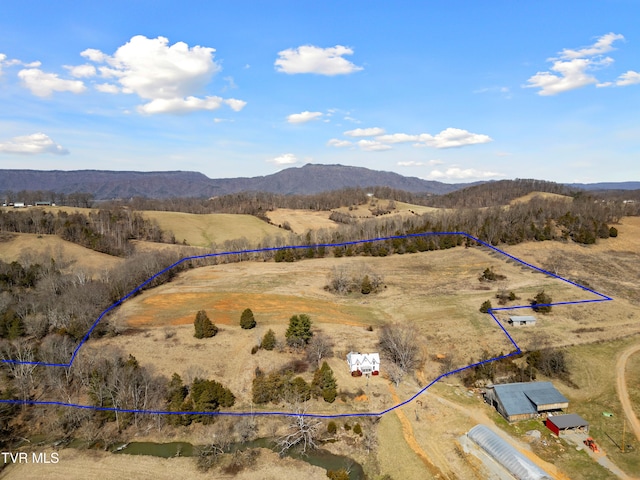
left=346, top=352, right=380, bottom=377
left=508, top=315, right=537, bottom=326
left=546, top=413, right=589, bottom=436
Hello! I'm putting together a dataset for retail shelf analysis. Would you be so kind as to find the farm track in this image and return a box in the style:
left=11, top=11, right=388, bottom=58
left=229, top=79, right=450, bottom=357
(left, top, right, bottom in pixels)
left=616, top=342, right=640, bottom=443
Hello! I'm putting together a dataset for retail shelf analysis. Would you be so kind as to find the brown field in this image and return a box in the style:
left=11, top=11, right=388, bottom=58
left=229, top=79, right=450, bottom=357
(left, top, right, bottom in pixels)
left=266, top=208, right=339, bottom=234
left=509, top=191, right=574, bottom=205
left=140, top=210, right=284, bottom=247
left=9, top=209, right=640, bottom=478
left=90, top=220, right=640, bottom=417
left=0, top=232, right=123, bottom=275
left=0, top=447, right=328, bottom=480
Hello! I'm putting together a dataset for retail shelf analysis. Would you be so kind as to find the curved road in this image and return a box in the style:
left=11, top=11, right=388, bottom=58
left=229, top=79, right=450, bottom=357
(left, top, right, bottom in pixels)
left=616, top=343, right=640, bottom=443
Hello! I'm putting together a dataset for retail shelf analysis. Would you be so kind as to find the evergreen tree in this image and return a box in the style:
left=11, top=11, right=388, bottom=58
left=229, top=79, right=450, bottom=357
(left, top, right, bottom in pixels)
left=261, top=329, right=276, bottom=350
left=531, top=290, right=552, bottom=314
left=361, top=275, right=372, bottom=294
left=479, top=300, right=492, bottom=313
left=312, top=361, right=337, bottom=403
left=285, top=314, right=313, bottom=347
left=240, top=308, right=257, bottom=329
left=194, top=310, right=218, bottom=338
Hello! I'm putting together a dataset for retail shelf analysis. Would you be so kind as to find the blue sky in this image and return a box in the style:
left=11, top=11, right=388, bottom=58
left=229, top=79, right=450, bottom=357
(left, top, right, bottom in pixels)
left=0, top=1, right=639, bottom=183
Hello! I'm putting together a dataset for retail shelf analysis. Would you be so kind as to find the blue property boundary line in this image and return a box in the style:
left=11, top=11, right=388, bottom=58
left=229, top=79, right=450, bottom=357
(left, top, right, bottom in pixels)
left=0, top=232, right=612, bottom=418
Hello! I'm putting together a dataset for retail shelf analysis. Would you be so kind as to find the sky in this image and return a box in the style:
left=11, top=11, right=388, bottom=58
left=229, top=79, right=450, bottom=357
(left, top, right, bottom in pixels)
left=0, top=1, right=639, bottom=184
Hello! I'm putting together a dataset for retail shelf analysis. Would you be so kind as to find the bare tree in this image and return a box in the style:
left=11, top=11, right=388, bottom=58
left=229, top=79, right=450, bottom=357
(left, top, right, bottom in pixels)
left=277, top=406, right=322, bottom=456
left=378, top=323, right=421, bottom=375
left=306, top=333, right=334, bottom=368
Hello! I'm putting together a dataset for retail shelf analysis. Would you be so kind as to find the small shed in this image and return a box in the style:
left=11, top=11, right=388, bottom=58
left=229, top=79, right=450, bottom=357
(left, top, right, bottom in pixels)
left=546, top=414, right=589, bottom=436
left=346, top=352, right=380, bottom=376
left=508, top=315, right=537, bottom=326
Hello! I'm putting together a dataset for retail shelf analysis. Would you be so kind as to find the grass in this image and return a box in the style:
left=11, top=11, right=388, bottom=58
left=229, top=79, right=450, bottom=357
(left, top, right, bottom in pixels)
left=140, top=210, right=284, bottom=248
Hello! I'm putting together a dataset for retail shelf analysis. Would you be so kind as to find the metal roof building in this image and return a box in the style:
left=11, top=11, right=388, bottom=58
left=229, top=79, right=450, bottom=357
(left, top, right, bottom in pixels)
left=546, top=413, right=589, bottom=436
left=484, top=382, right=569, bottom=422
left=508, top=315, right=537, bottom=326
left=467, top=425, right=552, bottom=480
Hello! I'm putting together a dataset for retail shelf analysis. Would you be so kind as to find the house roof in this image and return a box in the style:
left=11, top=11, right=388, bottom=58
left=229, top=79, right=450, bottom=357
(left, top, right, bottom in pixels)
left=491, top=382, right=568, bottom=417
left=509, top=315, right=536, bottom=322
left=346, top=352, right=380, bottom=367
left=548, top=413, right=589, bottom=429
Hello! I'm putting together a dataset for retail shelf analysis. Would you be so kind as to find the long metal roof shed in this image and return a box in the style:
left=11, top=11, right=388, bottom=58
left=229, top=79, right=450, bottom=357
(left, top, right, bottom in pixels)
left=486, top=382, right=569, bottom=421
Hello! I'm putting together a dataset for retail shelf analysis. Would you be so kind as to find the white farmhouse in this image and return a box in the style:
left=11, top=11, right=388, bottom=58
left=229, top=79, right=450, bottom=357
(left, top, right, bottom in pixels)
left=346, top=352, right=380, bottom=377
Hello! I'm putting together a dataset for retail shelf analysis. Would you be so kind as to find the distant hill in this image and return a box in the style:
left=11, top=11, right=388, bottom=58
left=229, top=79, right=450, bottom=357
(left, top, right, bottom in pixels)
left=0, top=164, right=476, bottom=200
left=1, top=165, right=637, bottom=201
left=564, top=182, right=640, bottom=191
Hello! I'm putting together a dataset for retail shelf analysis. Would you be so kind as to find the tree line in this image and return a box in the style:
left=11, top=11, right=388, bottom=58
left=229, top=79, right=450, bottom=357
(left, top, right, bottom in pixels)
left=0, top=207, right=173, bottom=256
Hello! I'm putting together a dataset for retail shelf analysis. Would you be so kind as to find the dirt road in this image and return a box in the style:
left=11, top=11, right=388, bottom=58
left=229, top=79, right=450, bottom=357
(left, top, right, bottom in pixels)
left=615, top=342, right=640, bottom=442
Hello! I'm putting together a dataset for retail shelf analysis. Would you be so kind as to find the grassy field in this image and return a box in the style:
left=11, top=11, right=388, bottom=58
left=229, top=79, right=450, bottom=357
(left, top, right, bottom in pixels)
left=140, top=210, right=284, bottom=247
left=0, top=232, right=123, bottom=275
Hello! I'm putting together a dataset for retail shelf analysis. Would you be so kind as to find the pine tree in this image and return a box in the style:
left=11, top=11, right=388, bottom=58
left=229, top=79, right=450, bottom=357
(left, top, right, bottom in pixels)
left=261, top=329, right=276, bottom=350
left=240, top=308, right=257, bottom=329
left=312, top=361, right=337, bottom=403
left=194, top=310, right=218, bottom=338
left=361, top=275, right=372, bottom=294
left=285, top=314, right=313, bottom=347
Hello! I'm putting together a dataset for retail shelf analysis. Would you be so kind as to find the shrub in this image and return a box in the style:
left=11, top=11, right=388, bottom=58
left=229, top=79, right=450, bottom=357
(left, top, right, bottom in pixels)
left=353, top=423, right=363, bottom=436
left=327, top=469, right=350, bottom=480
left=327, top=421, right=337, bottom=434
left=479, top=300, right=492, bottom=313
left=251, top=345, right=259, bottom=355
left=609, top=226, right=618, bottom=237
left=240, top=308, right=257, bottom=329
left=531, top=290, right=552, bottom=314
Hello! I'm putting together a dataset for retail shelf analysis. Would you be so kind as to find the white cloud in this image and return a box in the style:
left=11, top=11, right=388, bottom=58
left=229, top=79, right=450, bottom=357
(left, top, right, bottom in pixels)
left=64, top=64, right=97, bottom=78
left=426, top=167, right=503, bottom=180
left=616, top=70, right=640, bottom=86
left=17, top=68, right=86, bottom=97
left=81, top=35, right=245, bottom=114
left=525, top=33, right=635, bottom=95
left=327, top=138, right=352, bottom=147
left=0, top=133, right=69, bottom=155
left=287, top=111, right=323, bottom=124
left=275, top=45, right=363, bottom=75
left=268, top=153, right=299, bottom=165
left=416, top=128, right=493, bottom=148
left=81, top=48, right=108, bottom=63
left=524, top=58, right=605, bottom=96
left=398, top=159, right=443, bottom=167
left=224, top=98, right=247, bottom=112
left=95, top=83, right=120, bottom=94
left=344, top=127, right=385, bottom=137
left=559, top=32, right=624, bottom=60
left=376, top=133, right=419, bottom=143
left=357, top=139, right=391, bottom=151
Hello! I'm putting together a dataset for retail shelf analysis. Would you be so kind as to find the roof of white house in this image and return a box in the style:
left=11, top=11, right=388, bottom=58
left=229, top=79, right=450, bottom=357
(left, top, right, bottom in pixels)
left=346, top=352, right=380, bottom=369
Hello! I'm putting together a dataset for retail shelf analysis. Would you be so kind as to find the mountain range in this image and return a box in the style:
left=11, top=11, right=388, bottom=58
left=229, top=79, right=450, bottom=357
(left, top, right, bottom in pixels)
left=0, top=164, right=638, bottom=200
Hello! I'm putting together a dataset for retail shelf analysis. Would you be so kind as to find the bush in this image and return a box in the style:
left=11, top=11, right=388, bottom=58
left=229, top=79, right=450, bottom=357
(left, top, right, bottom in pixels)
left=327, top=469, right=350, bottom=480
left=353, top=423, right=363, bottom=436
left=479, top=300, right=492, bottom=313
left=327, top=421, right=337, bottom=434
left=250, top=345, right=259, bottom=355
left=531, top=290, right=552, bottom=314
left=240, top=308, right=257, bottom=329
left=609, top=226, right=618, bottom=237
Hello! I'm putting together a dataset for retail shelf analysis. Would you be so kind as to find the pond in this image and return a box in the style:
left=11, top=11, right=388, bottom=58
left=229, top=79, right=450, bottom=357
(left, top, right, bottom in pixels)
left=112, top=438, right=365, bottom=480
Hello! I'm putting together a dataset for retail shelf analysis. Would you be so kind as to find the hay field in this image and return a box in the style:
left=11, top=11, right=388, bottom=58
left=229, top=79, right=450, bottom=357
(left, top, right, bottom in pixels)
left=509, top=191, right=573, bottom=205
left=140, top=210, right=284, bottom=247
left=266, top=209, right=339, bottom=234
left=0, top=232, right=123, bottom=274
